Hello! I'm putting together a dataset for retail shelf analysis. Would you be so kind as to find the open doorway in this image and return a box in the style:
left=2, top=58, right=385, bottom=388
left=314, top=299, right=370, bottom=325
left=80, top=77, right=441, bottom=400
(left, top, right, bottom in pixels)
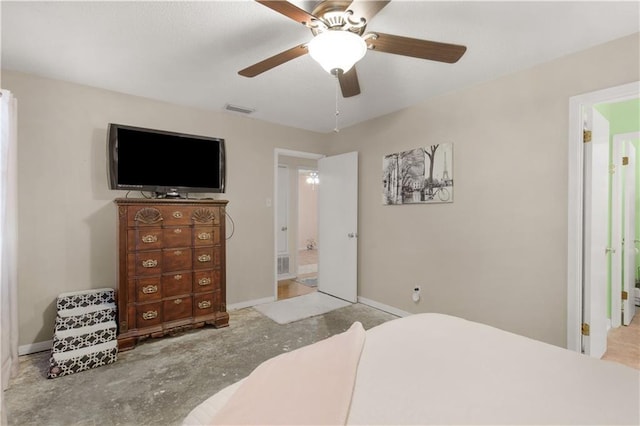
left=567, top=81, right=640, bottom=358
left=274, top=149, right=324, bottom=301
left=277, top=169, right=318, bottom=300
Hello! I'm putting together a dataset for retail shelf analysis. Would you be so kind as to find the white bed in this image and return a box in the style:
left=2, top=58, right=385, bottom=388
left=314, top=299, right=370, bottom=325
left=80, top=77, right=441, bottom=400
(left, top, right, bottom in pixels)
left=184, top=313, right=640, bottom=425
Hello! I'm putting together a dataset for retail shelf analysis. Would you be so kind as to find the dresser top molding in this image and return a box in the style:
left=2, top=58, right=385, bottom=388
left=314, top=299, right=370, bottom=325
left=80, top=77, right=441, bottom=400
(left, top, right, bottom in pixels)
left=114, top=198, right=228, bottom=206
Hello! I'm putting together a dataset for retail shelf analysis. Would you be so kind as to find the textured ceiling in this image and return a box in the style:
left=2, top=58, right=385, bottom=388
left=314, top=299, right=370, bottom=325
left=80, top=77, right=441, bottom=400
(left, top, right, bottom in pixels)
left=2, top=1, right=639, bottom=133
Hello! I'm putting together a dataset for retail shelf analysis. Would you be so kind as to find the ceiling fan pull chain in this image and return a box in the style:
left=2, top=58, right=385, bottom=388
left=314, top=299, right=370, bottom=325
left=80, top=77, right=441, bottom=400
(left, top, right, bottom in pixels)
left=334, top=75, right=340, bottom=133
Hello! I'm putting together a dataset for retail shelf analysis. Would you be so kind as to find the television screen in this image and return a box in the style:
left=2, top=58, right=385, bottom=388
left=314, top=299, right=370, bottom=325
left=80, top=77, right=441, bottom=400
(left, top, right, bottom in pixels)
left=108, top=123, right=225, bottom=196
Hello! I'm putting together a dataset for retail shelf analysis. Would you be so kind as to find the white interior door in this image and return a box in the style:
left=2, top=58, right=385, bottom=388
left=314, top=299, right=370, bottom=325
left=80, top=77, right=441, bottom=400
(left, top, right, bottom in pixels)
left=318, top=152, right=358, bottom=303
left=611, top=141, right=622, bottom=328
left=623, top=142, right=637, bottom=325
left=582, top=107, right=610, bottom=358
left=277, top=165, right=289, bottom=255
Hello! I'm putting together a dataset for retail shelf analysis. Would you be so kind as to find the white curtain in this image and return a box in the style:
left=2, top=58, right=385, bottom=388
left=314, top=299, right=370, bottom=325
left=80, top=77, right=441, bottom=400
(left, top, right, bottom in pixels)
left=0, top=89, right=19, bottom=407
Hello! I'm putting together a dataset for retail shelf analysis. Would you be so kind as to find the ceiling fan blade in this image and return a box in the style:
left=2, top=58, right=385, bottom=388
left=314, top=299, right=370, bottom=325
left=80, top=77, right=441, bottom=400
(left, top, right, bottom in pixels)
left=338, top=67, right=361, bottom=98
left=368, top=32, right=467, bottom=63
left=346, top=0, right=390, bottom=25
left=239, top=44, right=308, bottom=77
left=255, top=0, right=318, bottom=26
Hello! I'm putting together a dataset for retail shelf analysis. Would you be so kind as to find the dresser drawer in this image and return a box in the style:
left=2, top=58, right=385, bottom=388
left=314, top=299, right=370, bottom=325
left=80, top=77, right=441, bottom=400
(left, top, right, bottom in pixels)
left=164, top=296, right=193, bottom=322
left=193, top=247, right=220, bottom=270
left=128, top=251, right=162, bottom=276
left=162, top=248, right=192, bottom=272
left=194, top=292, right=220, bottom=316
left=193, top=270, right=220, bottom=292
left=163, top=226, right=191, bottom=248
left=157, top=206, right=193, bottom=226
left=136, top=302, right=162, bottom=328
left=190, top=206, right=221, bottom=226
left=128, top=228, right=163, bottom=251
left=194, top=227, right=220, bottom=247
left=136, top=277, right=162, bottom=302
left=162, top=272, right=192, bottom=297
left=127, top=206, right=163, bottom=227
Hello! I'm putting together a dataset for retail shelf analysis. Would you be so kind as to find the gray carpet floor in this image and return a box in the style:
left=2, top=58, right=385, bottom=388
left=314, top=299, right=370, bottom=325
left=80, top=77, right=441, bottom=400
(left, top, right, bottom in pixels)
left=5, top=303, right=397, bottom=426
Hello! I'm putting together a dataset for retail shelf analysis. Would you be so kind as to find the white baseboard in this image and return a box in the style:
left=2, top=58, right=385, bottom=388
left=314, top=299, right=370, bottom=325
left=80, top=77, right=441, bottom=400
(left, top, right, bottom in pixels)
left=18, top=340, right=52, bottom=356
left=227, top=297, right=275, bottom=311
left=277, top=273, right=296, bottom=280
left=357, top=297, right=412, bottom=318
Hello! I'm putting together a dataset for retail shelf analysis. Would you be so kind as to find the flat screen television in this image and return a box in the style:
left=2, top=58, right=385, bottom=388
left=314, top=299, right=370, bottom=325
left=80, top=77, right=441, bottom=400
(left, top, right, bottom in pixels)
left=107, top=123, right=225, bottom=197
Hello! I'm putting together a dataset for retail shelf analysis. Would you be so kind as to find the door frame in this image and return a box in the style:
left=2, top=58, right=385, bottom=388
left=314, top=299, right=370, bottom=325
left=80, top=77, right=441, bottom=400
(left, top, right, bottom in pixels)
left=567, top=81, right=640, bottom=352
left=611, top=135, right=623, bottom=329
left=276, top=165, right=294, bottom=280
left=619, top=133, right=640, bottom=326
left=611, top=132, right=640, bottom=327
left=273, top=149, right=325, bottom=298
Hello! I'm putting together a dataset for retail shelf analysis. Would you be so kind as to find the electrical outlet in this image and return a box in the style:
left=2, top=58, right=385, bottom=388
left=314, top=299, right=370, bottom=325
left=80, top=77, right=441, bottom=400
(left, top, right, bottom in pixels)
left=412, top=286, right=421, bottom=302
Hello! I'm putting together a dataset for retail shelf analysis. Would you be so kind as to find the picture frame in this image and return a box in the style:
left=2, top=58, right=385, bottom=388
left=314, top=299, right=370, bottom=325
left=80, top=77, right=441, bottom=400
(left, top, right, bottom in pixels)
left=382, top=143, right=453, bottom=205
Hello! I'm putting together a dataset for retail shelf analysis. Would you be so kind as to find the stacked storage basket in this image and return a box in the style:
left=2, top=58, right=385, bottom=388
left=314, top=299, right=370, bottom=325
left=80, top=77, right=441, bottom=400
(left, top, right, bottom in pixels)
left=48, top=288, right=118, bottom=378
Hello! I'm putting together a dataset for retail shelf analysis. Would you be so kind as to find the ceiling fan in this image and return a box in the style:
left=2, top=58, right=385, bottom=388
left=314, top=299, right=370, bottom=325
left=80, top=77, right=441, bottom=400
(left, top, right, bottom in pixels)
left=239, top=0, right=467, bottom=98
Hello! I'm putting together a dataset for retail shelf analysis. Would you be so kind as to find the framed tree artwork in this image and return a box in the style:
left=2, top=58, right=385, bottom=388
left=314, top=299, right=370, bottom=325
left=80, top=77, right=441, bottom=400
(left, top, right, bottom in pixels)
left=382, top=143, right=453, bottom=205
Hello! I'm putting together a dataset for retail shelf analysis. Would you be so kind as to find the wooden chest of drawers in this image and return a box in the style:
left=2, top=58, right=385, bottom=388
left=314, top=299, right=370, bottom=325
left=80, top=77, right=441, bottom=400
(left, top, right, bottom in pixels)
left=114, top=198, right=229, bottom=351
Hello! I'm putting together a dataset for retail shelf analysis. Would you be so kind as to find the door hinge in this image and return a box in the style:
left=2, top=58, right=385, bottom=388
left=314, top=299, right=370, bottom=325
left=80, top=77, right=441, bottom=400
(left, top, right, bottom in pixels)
left=581, top=323, right=590, bottom=336
left=583, top=130, right=592, bottom=143
left=622, top=291, right=628, bottom=300
left=622, top=156, right=629, bottom=165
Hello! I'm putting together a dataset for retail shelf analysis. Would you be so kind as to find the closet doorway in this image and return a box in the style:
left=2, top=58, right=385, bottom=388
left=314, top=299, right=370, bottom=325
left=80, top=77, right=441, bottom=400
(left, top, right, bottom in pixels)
left=567, top=81, right=640, bottom=357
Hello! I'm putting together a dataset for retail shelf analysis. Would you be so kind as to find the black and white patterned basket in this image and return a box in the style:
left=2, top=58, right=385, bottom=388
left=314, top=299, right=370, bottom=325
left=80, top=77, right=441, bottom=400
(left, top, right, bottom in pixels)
left=52, top=322, right=117, bottom=353
left=56, top=288, right=115, bottom=311
left=48, top=341, right=118, bottom=379
left=49, top=288, right=118, bottom=379
left=54, top=304, right=116, bottom=331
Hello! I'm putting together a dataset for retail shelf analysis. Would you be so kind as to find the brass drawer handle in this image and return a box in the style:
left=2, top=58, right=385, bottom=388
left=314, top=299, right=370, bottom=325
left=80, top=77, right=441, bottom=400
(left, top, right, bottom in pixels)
left=198, top=254, right=211, bottom=263
left=142, top=311, right=158, bottom=320
left=174, top=298, right=182, bottom=304
left=198, top=277, right=211, bottom=286
left=142, top=285, right=158, bottom=294
left=173, top=228, right=182, bottom=234
left=173, top=250, right=183, bottom=256
left=198, top=300, right=212, bottom=309
left=141, top=234, right=158, bottom=243
left=197, top=232, right=211, bottom=240
left=174, top=274, right=183, bottom=281
left=172, top=211, right=183, bottom=219
left=142, top=259, right=158, bottom=268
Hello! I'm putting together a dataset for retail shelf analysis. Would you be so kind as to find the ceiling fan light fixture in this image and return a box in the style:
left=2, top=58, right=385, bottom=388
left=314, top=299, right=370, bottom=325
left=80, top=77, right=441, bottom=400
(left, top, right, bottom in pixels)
left=308, top=30, right=367, bottom=74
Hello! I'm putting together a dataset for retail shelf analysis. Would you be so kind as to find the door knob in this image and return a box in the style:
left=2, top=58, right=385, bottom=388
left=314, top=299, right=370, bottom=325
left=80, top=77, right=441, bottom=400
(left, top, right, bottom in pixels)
left=605, top=247, right=616, bottom=254
left=281, top=226, right=288, bottom=231
left=348, top=232, right=358, bottom=238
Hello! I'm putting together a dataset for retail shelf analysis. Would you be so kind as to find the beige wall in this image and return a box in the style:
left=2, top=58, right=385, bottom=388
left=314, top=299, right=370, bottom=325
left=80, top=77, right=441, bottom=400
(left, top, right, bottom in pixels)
left=4, top=32, right=639, bottom=349
left=3, top=71, right=328, bottom=346
left=326, top=33, right=640, bottom=347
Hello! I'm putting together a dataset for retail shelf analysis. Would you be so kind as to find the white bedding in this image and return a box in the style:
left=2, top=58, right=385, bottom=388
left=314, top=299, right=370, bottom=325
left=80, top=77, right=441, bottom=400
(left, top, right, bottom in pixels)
left=209, top=322, right=365, bottom=425
left=184, top=313, right=640, bottom=425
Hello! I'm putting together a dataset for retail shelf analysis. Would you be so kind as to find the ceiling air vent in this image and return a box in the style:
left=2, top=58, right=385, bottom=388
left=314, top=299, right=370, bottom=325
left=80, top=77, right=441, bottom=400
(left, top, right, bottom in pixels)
left=224, top=104, right=255, bottom=115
